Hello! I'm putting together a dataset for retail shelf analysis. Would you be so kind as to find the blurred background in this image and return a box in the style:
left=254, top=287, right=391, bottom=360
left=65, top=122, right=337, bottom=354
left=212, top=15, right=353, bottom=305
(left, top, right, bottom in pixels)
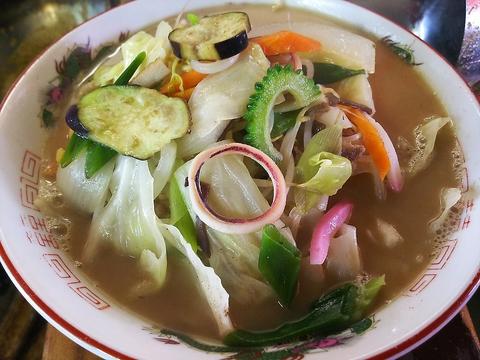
left=0, top=0, right=478, bottom=359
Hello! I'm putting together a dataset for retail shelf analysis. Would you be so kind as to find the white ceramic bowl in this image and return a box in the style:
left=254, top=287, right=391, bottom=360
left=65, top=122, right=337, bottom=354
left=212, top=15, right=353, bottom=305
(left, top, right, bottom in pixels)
left=0, top=0, right=479, bottom=359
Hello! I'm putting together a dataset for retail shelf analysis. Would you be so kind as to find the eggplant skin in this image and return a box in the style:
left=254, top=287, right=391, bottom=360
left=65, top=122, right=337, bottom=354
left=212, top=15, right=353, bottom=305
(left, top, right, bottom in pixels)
left=214, top=31, right=249, bottom=60
left=170, top=31, right=249, bottom=61
left=170, top=41, right=183, bottom=61
left=169, top=12, right=251, bottom=61
left=65, top=105, right=89, bottom=138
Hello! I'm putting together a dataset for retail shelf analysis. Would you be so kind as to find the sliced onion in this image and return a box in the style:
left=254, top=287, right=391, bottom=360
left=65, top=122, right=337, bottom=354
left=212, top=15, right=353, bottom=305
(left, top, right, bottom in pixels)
left=187, top=143, right=287, bottom=234
left=153, top=141, right=177, bottom=198
left=288, top=207, right=303, bottom=239
left=191, top=54, right=240, bottom=74
left=279, top=98, right=327, bottom=171
left=285, top=156, right=295, bottom=195
left=301, top=58, right=314, bottom=79
left=280, top=120, right=301, bottom=171
left=310, top=201, right=353, bottom=265
left=338, top=110, right=355, bottom=129
left=303, top=119, right=314, bottom=147
left=367, top=116, right=404, bottom=192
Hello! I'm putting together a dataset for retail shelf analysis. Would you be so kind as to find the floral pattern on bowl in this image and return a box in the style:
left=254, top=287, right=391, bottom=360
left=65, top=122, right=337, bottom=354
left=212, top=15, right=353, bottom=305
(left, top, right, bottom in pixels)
left=144, top=318, right=377, bottom=360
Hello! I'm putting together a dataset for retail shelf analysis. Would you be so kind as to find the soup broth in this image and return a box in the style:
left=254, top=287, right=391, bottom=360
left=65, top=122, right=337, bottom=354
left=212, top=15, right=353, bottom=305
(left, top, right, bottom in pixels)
left=40, top=4, right=460, bottom=342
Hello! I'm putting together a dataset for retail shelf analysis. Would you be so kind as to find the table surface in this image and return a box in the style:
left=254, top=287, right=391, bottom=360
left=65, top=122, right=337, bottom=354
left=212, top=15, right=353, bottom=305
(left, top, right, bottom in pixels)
left=0, top=1, right=479, bottom=359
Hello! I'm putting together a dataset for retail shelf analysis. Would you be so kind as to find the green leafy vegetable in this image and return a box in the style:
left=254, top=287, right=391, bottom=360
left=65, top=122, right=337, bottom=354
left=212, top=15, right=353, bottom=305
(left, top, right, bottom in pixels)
left=224, top=276, right=385, bottom=347
left=351, top=275, right=385, bottom=321
left=84, top=141, right=117, bottom=179
left=258, top=225, right=301, bottom=306
left=60, top=133, right=89, bottom=168
left=351, top=318, right=373, bottom=334
left=296, top=152, right=352, bottom=195
left=381, top=36, right=422, bottom=66
left=244, top=64, right=321, bottom=162
left=312, top=63, right=365, bottom=84
left=42, top=108, right=55, bottom=128
left=294, top=125, right=343, bottom=212
left=169, top=162, right=198, bottom=252
left=114, top=51, right=146, bottom=85
left=297, top=126, right=343, bottom=179
left=270, top=109, right=302, bottom=138
left=186, top=13, right=200, bottom=25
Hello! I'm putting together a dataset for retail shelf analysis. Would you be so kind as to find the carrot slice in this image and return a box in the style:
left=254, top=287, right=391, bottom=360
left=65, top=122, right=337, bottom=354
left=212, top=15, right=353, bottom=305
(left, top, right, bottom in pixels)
left=160, top=70, right=207, bottom=95
left=181, top=70, right=207, bottom=89
left=251, top=31, right=321, bottom=56
left=171, top=87, right=195, bottom=101
left=340, top=106, right=390, bottom=180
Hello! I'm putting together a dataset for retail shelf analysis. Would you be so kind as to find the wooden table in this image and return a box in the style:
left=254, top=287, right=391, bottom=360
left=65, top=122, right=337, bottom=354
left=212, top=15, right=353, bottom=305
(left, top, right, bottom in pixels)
left=43, top=327, right=99, bottom=360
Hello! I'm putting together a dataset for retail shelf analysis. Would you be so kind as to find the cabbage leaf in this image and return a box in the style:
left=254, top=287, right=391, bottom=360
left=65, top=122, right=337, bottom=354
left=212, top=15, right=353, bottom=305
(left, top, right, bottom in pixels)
left=158, top=222, right=233, bottom=336
left=334, top=74, right=375, bottom=113
left=83, top=155, right=167, bottom=296
left=168, top=163, right=198, bottom=252
left=178, top=44, right=270, bottom=158
left=94, top=21, right=172, bottom=86
left=152, top=141, right=177, bottom=198
left=174, top=156, right=278, bottom=304
left=297, top=152, right=352, bottom=195
left=294, top=125, right=345, bottom=212
left=429, top=187, right=461, bottom=232
left=56, top=150, right=114, bottom=214
left=408, top=117, right=452, bottom=176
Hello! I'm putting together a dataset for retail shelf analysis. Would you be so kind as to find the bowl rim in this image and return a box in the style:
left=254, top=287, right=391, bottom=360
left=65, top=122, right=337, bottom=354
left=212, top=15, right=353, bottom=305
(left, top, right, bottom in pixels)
left=0, top=0, right=479, bottom=359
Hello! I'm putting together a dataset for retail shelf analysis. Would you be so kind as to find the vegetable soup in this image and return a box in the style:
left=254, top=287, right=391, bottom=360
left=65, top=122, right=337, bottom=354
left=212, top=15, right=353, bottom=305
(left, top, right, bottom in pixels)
left=37, top=4, right=462, bottom=347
